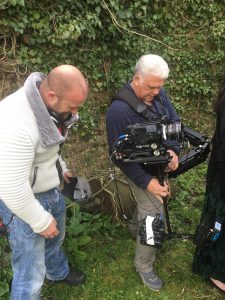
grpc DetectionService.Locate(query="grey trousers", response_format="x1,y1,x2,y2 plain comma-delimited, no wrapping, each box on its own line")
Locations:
126,177,163,273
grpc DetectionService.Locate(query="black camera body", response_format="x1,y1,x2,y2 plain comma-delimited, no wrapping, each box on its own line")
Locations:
114,119,182,165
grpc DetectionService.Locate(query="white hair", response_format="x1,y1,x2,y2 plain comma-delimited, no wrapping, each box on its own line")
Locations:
134,54,169,80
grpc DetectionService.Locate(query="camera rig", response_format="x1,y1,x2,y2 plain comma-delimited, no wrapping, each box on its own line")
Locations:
113,119,211,245
114,119,210,175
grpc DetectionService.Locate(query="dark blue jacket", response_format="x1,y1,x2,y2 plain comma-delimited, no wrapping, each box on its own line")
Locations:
106,82,181,189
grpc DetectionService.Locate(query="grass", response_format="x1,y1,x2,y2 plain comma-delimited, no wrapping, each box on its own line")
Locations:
1,120,222,299
2,163,223,299
40,224,224,300
39,163,224,300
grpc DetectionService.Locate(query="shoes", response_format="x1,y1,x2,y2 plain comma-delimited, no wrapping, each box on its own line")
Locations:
209,278,225,294
138,270,163,291
48,269,86,286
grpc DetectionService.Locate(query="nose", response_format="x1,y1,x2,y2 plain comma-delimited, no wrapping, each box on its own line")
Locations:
152,87,160,95
70,107,78,114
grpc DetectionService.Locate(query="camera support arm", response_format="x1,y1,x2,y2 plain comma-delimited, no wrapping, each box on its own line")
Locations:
157,165,196,239
157,123,211,239
114,122,211,240
157,165,172,235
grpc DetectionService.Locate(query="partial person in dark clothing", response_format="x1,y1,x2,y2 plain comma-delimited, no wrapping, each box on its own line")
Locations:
106,54,181,291
192,76,225,293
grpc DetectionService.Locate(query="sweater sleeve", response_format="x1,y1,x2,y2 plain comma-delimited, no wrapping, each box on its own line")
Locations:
58,155,69,174
0,129,53,233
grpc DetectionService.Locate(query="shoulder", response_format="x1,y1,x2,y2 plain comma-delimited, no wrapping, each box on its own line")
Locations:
106,99,139,129
158,88,174,108
109,99,132,109
106,100,135,119
1,87,30,114
159,88,169,101
0,88,38,142
107,99,135,114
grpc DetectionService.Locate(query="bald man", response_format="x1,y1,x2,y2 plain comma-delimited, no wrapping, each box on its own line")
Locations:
0,65,88,299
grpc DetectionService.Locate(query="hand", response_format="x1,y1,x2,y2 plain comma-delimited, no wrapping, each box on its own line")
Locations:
63,171,74,183
165,149,179,172
39,217,59,239
146,178,170,203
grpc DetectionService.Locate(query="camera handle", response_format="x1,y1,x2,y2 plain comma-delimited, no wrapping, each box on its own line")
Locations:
157,165,195,240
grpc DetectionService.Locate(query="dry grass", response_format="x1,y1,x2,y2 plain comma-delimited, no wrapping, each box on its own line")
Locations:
62,116,110,178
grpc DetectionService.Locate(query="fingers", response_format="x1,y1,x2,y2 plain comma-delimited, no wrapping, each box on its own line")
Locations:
42,229,59,239
147,178,171,200
159,190,169,198
166,150,179,171
43,228,59,239
47,227,59,239
45,233,58,239
39,218,59,238
155,185,170,202
167,162,178,171
160,181,171,197
155,184,170,199
155,194,163,204
63,171,74,183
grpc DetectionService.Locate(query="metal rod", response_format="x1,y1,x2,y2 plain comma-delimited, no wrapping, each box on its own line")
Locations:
163,196,172,235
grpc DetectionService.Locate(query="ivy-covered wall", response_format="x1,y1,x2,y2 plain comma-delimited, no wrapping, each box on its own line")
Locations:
0,0,224,129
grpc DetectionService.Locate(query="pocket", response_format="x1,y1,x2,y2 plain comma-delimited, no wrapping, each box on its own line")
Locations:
7,213,37,239
46,188,65,217
7,216,38,252
20,218,37,239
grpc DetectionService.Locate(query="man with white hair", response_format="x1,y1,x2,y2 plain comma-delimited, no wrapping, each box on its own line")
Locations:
106,54,180,291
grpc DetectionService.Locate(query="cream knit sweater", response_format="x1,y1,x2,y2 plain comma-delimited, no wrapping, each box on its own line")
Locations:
0,72,74,233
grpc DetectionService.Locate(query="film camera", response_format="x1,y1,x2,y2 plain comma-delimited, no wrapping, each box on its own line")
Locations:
114,118,182,165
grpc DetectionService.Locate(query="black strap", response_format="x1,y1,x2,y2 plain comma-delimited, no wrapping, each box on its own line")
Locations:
112,86,167,121
112,87,149,119
31,166,38,188
48,109,71,137
56,158,63,184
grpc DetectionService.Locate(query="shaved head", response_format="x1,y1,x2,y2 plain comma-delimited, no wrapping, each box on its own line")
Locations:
47,65,88,97
39,64,88,118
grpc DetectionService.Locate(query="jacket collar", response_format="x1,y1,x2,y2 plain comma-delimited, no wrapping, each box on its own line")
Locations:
24,72,65,147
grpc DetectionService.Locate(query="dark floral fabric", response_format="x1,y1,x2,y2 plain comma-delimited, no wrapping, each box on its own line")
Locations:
192,107,225,282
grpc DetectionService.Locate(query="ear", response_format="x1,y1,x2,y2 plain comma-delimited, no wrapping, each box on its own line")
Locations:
46,91,58,107
132,74,141,87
